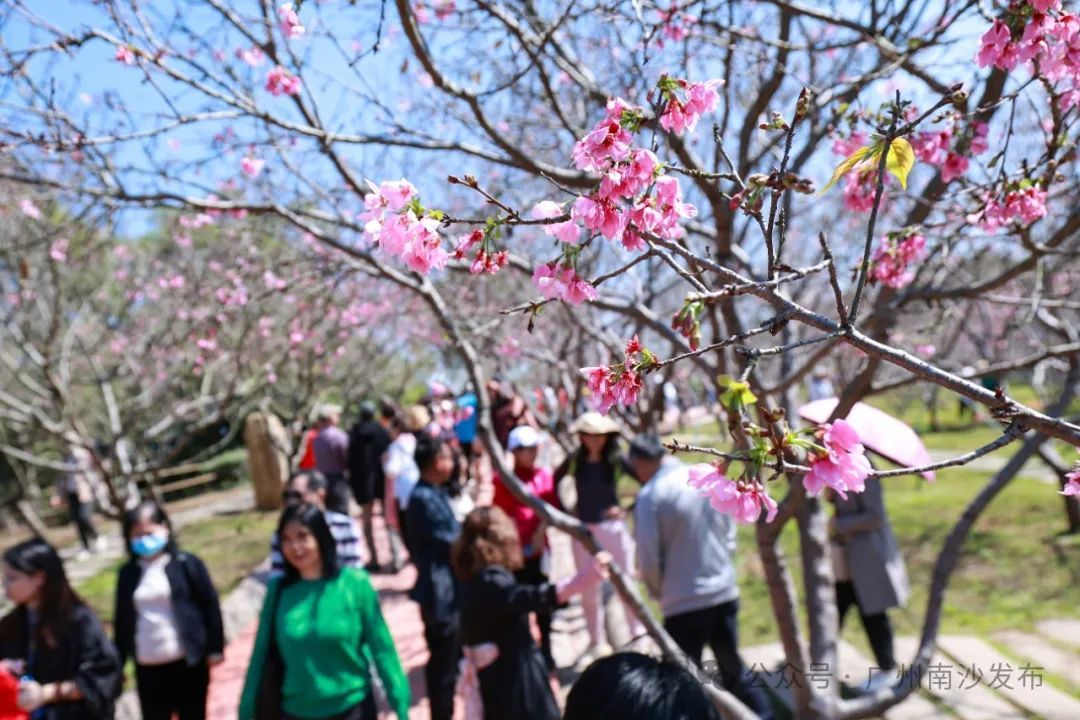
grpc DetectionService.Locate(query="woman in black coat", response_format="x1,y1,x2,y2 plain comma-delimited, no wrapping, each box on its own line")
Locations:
0,537,122,719
451,507,605,720
113,501,224,720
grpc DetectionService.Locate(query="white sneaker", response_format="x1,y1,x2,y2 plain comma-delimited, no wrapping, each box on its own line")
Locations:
94,536,108,553
75,549,91,561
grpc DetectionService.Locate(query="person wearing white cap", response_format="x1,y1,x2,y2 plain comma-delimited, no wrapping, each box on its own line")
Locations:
554,412,645,667
492,425,561,671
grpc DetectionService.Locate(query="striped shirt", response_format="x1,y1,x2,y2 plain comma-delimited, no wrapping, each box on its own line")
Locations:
269,509,364,574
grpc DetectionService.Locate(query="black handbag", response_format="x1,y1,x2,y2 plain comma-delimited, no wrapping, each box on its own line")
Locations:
255,581,285,720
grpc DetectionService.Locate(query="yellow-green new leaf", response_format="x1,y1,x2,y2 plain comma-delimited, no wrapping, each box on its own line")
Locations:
885,137,915,190
819,146,871,194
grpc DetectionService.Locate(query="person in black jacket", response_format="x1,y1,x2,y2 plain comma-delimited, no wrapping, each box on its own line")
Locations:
451,506,606,720
405,433,460,720
113,501,224,720
348,401,393,571
0,537,122,719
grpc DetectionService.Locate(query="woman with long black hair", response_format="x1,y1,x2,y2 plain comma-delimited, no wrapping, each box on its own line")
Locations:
237,503,410,720
0,538,122,719
114,501,225,720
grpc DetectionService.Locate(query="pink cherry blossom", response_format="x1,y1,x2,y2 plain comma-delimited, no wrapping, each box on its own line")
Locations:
571,98,637,172
687,464,778,523
49,238,69,262
940,152,969,182
19,198,41,220
115,45,136,65
241,156,265,179
572,194,626,241
237,46,266,67
433,0,456,19
977,21,1018,70
533,263,596,305
263,270,288,290
531,201,581,244
659,78,721,134
842,171,882,213
265,66,302,96
872,232,927,289
1061,468,1080,497
823,419,863,457
832,131,868,158
278,3,306,39
803,419,873,499
971,187,1048,232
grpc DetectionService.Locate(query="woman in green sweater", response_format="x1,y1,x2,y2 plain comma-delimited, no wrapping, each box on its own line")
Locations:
238,503,410,720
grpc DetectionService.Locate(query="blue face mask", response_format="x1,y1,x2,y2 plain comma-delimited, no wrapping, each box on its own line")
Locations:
130,530,169,558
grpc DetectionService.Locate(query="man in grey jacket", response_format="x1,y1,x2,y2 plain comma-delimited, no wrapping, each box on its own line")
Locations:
630,434,773,720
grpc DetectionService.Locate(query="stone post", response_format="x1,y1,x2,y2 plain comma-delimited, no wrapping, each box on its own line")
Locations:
244,411,290,511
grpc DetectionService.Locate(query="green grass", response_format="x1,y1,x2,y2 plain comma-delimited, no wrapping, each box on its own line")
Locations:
729,466,1079,697
76,509,278,627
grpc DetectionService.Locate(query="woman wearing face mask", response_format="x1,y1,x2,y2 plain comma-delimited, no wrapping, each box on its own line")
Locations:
238,503,411,720
113,501,224,720
0,537,122,719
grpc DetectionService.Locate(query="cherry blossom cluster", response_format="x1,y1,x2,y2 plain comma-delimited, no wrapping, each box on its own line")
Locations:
114,45,136,65
361,179,449,274
968,184,1048,232
977,1,1080,108
278,3,306,40
241,156,265,179
802,419,872,499
453,229,509,275
687,463,778,524
532,262,597,305
1060,465,1080,497
413,1,456,23
910,113,989,182
656,76,721,134
579,336,653,414
871,230,927,289
655,6,698,44
265,66,301,97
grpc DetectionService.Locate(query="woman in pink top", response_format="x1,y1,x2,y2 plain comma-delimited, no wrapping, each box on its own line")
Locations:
492,426,560,670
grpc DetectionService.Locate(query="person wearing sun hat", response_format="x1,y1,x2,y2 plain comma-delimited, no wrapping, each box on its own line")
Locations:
554,412,644,667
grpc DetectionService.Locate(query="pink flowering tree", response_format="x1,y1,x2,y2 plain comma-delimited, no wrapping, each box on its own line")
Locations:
0,187,432,519
2,1,1079,717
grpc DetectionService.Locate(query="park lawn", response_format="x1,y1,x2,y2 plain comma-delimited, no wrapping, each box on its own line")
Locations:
731,465,1079,697
76,509,278,627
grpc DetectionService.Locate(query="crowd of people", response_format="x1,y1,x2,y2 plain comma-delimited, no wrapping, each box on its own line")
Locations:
0,376,912,719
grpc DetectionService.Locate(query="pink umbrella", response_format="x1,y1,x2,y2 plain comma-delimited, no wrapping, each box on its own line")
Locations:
797,398,936,481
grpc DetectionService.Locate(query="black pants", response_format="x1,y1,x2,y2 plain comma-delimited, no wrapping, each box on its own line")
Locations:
283,693,376,720
420,607,460,720
836,581,896,670
66,492,98,551
324,472,351,515
515,555,554,671
136,659,209,720
664,599,774,720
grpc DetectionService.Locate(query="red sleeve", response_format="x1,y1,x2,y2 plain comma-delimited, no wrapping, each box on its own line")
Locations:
536,468,560,510
492,474,515,514
299,430,317,470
